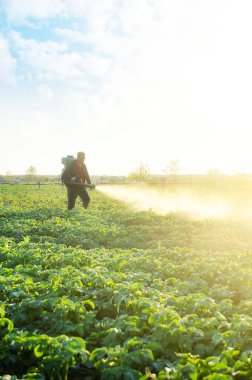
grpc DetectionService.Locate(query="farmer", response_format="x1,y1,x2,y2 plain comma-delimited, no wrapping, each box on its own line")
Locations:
61,151,93,210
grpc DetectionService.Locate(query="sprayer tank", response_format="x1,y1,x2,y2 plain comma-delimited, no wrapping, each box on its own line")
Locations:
61,155,75,166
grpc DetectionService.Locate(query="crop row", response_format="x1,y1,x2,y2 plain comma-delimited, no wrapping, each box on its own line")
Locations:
0,185,252,379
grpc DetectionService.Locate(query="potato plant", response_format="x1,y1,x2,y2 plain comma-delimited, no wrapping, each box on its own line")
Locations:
0,184,252,379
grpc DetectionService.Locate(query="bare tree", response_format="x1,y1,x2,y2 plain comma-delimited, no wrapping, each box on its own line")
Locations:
163,159,180,181
128,163,150,182
26,166,37,181
5,171,13,181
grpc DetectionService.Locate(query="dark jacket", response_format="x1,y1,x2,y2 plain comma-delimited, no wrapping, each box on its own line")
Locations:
61,160,91,185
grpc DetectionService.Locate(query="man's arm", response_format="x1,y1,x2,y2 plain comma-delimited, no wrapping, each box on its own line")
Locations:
83,164,91,184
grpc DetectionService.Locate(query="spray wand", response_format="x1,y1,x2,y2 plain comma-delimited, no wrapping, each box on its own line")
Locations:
64,181,96,189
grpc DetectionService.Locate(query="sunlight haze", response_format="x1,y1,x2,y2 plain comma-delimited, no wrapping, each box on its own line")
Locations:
0,0,252,176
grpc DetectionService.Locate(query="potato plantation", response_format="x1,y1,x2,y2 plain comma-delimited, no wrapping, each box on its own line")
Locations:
1,184,252,379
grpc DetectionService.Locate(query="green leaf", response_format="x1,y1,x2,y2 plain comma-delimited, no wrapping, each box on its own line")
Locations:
0,318,14,333
83,299,95,310
212,332,223,345
34,345,44,358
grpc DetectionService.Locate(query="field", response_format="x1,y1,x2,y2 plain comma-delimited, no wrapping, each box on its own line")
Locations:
1,184,252,379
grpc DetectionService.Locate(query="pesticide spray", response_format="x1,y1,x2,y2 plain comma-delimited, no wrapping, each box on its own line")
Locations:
97,184,230,219
96,182,252,220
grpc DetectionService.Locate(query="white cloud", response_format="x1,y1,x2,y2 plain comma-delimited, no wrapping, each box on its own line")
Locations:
54,28,87,44
119,0,156,36
10,31,68,53
38,84,54,101
64,0,119,27
0,34,17,85
10,33,74,81
10,31,110,83
3,0,119,28
3,0,64,23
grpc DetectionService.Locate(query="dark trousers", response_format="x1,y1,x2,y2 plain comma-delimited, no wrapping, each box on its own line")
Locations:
67,185,90,210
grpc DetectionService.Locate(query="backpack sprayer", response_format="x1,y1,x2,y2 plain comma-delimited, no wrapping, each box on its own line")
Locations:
61,155,75,167
61,155,96,189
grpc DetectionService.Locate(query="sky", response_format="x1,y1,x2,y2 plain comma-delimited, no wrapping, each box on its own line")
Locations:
1,0,252,176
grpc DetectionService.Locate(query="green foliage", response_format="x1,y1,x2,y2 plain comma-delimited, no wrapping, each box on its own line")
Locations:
1,184,252,378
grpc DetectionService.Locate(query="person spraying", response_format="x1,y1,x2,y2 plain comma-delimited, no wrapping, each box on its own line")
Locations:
61,151,95,210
